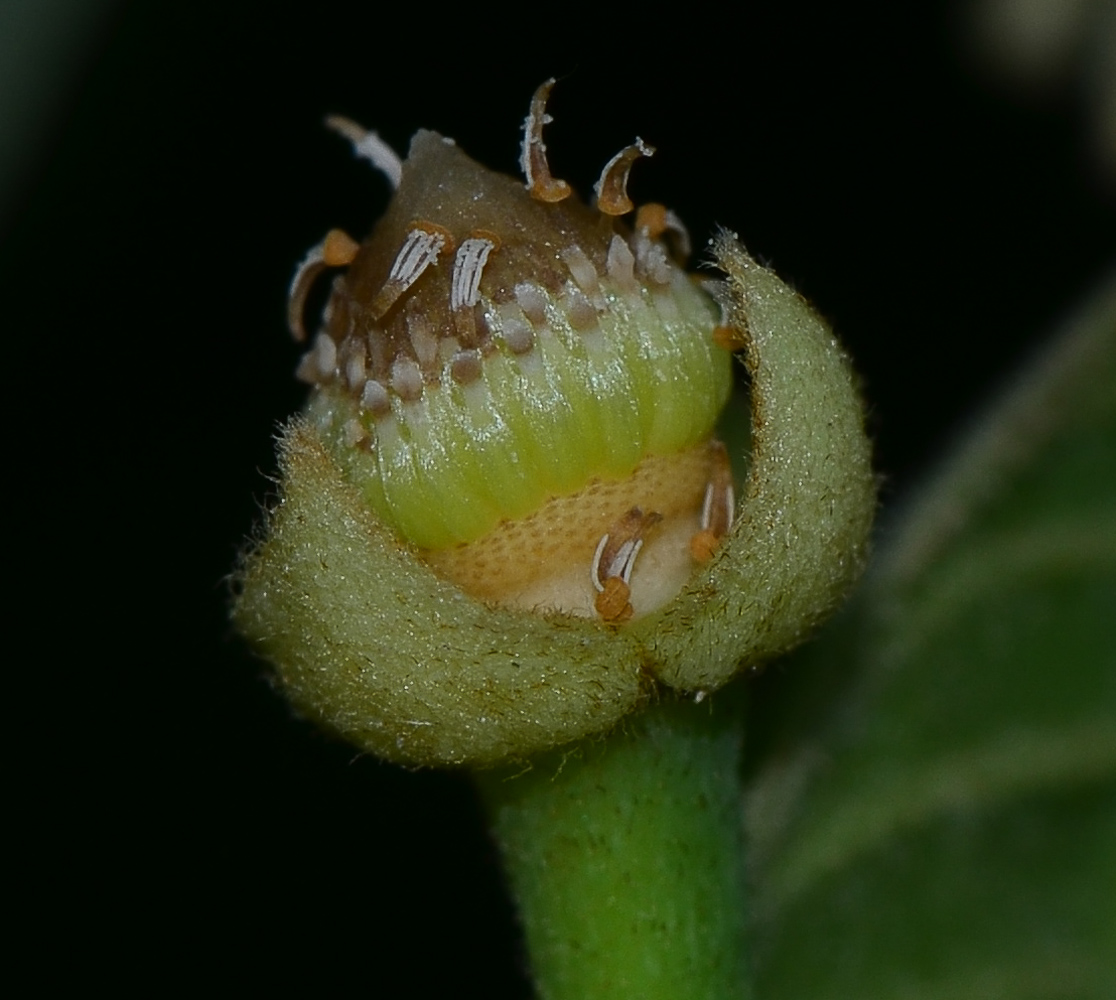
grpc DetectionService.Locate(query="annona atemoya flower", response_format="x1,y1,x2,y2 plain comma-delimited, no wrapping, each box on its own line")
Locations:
233,82,875,767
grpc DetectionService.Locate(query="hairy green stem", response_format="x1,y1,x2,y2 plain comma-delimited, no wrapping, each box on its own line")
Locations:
476,689,751,1000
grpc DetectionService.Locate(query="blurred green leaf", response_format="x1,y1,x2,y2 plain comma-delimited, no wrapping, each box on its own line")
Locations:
746,274,1116,998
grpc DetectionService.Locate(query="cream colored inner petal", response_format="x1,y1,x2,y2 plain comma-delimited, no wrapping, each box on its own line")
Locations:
423,445,713,617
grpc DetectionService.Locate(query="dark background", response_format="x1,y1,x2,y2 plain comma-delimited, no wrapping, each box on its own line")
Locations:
7,0,1112,991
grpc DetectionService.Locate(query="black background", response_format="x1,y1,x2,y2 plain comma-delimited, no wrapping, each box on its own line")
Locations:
7,0,1112,992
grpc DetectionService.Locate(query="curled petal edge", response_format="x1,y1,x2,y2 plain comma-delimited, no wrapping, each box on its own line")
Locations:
634,234,876,689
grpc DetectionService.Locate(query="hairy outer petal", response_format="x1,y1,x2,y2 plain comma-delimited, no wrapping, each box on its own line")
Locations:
234,426,650,767
636,235,876,690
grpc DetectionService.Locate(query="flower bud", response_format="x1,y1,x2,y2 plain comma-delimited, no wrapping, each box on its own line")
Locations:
233,84,875,767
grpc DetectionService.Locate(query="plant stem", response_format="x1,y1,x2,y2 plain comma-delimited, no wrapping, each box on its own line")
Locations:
475,687,751,1000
